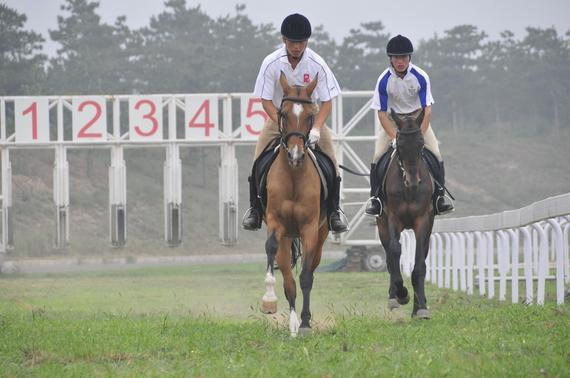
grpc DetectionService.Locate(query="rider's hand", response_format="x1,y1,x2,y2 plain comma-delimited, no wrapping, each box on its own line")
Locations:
390,139,396,149
308,128,320,148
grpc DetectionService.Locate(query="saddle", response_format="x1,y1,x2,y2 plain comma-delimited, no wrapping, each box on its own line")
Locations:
373,147,441,198
252,141,336,213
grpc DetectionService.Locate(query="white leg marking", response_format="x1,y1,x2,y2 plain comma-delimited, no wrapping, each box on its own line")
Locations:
262,271,277,303
289,309,300,337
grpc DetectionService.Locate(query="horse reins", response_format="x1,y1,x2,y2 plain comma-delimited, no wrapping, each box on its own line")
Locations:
278,96,314,151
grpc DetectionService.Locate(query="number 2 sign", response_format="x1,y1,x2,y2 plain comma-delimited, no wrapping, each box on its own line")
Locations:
185,95,218,141
72,97,107,142
240,95,268,140
14,98,50,143
129,96,163,141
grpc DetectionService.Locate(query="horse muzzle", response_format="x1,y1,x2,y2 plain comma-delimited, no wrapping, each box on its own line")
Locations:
287,145,305,168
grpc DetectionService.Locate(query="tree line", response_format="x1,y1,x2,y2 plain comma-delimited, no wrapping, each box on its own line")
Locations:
1,0,569,133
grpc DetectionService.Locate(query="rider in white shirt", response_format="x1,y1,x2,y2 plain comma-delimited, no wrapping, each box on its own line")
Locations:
242,13,348,233
365,34,454,216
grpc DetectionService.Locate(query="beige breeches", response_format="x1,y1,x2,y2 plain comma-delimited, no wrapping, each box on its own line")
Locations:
253,118,337,167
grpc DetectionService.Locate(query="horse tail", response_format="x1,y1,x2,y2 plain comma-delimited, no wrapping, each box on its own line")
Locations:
291,237,302,269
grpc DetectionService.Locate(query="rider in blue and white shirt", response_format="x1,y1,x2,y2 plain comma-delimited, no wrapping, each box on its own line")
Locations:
365,34,454,216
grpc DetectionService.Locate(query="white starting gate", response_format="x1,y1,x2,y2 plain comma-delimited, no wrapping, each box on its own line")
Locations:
0,91,378,254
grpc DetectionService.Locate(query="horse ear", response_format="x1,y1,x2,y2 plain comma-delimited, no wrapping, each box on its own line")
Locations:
416,108,425,126
279,71,291,94
390,108,402,128
306,73,318,97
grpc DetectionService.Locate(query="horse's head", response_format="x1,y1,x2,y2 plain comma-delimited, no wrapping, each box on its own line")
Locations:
391,108,425,189
278,71,318,168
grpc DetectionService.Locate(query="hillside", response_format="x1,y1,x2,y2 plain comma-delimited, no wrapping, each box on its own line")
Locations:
6,127,570,260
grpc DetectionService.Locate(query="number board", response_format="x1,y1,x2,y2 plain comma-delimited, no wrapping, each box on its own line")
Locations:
184,95,218,140
129,96,163,141
72,97,107,142
14,98,50,142
240,95,268,140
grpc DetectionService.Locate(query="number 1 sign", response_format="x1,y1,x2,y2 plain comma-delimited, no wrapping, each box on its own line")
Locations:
14,98,50,143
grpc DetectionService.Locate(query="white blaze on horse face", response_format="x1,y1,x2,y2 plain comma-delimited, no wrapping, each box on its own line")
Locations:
290,144,300,161
289,309,300,337
292,103,303,125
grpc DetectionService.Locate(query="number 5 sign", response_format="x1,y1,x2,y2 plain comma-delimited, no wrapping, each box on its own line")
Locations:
240,95,268,140
14,98,50,143
185,95,218,141
72,97,107,142
129,96,163,141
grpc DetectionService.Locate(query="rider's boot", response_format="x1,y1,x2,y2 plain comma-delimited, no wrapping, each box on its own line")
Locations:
365,162,383,217
242,175,262,230
434,161,454,215
329,176,349,233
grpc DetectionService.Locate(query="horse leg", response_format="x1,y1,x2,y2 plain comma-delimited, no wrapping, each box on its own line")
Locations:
261,230,280,314
378,216,408,309
411,215,434,319
274,234,299,337
298,223,327,335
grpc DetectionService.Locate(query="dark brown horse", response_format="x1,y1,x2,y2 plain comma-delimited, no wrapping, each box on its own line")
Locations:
260,72,329,336
377,109,435,318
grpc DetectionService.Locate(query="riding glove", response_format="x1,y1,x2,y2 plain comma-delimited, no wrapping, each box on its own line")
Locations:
308,128,320,148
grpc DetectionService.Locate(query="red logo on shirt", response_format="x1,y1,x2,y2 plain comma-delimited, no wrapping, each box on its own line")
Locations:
303,74,310,83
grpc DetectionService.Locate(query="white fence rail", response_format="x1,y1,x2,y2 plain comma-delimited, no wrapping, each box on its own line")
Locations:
400,193,570,305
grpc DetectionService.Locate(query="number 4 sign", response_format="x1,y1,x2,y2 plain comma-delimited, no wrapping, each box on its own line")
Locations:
184,95,218,141
72,97,107,142
14,98,50,143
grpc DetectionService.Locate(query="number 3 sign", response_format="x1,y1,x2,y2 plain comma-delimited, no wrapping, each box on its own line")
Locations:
129,96,163,140
240,95,268,140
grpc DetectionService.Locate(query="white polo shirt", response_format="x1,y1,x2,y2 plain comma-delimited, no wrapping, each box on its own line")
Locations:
253,46,341,108
371,63,434,114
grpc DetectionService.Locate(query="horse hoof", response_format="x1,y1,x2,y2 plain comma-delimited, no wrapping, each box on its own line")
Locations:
261,300,277,314
298,327,313,336
413,309,431,319
397,294,410,305
388,298,401,310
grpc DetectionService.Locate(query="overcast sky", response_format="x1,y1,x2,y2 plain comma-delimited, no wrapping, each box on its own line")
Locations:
5,0,570,56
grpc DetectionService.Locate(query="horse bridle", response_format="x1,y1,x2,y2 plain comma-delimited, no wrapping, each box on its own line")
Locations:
395,127,424,182
278,96,315,150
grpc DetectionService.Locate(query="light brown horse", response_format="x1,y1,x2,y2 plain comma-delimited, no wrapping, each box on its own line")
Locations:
376,109,434,319
260,72,329,336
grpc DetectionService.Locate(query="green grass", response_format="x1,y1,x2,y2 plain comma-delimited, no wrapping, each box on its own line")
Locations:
0,263,568,377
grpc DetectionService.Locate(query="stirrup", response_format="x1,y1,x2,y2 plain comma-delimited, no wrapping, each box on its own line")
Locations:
241,207,262,230
435,194,455,215
364,197,383,217
329,209,349,234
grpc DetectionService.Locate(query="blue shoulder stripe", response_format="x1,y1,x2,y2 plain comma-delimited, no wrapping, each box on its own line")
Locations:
410,67,427,107
378,71,391,111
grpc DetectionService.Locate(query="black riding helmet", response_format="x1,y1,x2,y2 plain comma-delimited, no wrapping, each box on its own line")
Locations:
281,13,312,41
386,35,414,56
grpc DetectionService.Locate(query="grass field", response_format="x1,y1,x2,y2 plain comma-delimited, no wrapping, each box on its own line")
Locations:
0,262,568,376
